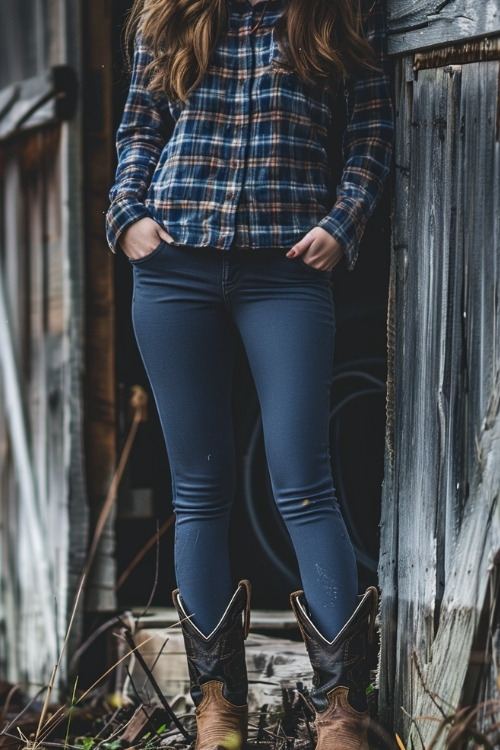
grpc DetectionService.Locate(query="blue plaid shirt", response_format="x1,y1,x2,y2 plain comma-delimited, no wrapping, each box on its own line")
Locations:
107,0,393,268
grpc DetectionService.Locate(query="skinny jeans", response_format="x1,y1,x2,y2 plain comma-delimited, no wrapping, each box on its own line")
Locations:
130,241,358,640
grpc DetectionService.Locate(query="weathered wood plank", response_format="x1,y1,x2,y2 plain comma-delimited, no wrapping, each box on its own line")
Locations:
130,608,298,630
379,57,500,747
123,629,312,712
0,248,59,681
408,392,500,748
387,1,441,33
377,54,416,731
395,65,449,731
0,0,88,690
387,0,500,56
414,36,500,70
59,0,90,661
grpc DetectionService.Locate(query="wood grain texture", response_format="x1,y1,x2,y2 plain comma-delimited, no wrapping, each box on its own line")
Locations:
379,57,500,747
387,0,500,55
0,126,82,687
0,0,88,690
125,629,312,712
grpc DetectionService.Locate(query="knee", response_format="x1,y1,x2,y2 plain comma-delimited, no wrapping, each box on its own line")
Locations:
274,488,340,526
172,469,235,521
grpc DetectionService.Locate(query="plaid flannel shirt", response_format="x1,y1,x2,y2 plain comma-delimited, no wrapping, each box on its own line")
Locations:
106,0,393,269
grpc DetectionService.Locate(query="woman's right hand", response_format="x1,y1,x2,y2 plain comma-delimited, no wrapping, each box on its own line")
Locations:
119,217,174,260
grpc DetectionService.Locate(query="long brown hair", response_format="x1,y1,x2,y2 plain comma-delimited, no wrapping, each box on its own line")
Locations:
126,0,377,102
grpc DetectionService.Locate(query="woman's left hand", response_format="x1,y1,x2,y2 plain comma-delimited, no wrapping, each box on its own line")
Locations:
286,227,343,271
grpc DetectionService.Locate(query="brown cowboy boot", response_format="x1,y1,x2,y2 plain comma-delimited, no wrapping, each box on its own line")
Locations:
172,580,251,750
290,587,378,750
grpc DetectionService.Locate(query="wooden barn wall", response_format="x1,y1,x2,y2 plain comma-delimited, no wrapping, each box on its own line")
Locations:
380,2,500,746
0,0,87,689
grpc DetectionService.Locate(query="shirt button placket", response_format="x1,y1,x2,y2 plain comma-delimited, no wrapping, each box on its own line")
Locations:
225,13,252,224
241,8,258,243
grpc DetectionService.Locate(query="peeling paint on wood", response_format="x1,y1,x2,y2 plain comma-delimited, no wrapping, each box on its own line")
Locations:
414,36,500,70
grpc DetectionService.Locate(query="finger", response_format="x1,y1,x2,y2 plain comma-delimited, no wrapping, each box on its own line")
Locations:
286,232,314,257
158,226,173,243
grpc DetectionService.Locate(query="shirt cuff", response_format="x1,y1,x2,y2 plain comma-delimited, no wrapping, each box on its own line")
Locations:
105,197,154,253
317,197,368,271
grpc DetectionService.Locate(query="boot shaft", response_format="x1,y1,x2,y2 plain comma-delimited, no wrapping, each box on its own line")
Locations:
173,580,251,707
290,586,378,714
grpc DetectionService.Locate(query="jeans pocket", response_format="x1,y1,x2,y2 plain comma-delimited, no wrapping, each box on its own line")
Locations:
296,257,332,277
129,239,168,265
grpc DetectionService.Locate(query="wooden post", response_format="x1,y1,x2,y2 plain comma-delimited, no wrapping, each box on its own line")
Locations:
82,0,118,610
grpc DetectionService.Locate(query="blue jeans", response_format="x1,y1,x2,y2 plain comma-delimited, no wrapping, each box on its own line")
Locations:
130,241,358,639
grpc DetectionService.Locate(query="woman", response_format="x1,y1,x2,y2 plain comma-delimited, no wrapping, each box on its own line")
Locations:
106,0,392,746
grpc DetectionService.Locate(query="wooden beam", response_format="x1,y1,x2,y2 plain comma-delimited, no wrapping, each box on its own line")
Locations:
0,66,78,140
82,0,118,611
414,36,500,69
387,0,500,56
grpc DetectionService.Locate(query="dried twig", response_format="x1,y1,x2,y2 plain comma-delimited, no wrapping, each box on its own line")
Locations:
411,651,450,719
23,388,150,748
120,625,193,742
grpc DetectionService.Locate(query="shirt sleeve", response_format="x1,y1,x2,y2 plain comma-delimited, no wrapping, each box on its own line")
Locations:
106,38,172,252
317,0,394,270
